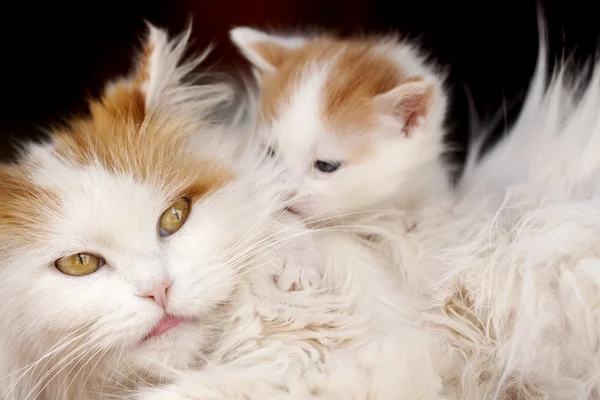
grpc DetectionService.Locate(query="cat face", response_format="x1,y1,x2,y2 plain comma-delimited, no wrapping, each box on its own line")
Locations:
0,26,286,394
260,94,441,221
231,28,448,221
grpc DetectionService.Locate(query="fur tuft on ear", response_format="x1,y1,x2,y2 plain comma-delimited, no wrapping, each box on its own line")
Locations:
98,22,232,123
373,77,436,136
229,27,307,73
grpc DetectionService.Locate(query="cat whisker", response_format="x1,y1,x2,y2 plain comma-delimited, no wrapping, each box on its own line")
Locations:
23,338,98,400
61,339,112,400
0,327,92,400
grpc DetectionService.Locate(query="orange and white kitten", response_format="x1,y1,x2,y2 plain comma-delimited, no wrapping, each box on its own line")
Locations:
230,28,452,289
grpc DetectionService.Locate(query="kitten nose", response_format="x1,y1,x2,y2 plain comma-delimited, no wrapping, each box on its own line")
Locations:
283,190,297,202
141,281,171,310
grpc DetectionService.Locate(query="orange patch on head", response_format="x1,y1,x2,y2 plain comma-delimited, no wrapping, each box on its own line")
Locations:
0,166,60,256
53,84,233,204
258,37,407,135
258,37,339,121
52,35,233,204
323,41,404,135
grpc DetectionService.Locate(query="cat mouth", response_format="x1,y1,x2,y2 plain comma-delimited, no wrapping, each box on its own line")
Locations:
145,315,183,340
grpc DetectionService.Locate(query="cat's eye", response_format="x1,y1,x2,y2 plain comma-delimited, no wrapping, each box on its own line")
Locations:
314,160,342,173
267,146,276,158
55,253,104,276
159,198,191,237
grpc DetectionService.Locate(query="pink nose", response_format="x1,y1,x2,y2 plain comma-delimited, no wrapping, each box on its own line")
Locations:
141,281,171,310
283,190,297,202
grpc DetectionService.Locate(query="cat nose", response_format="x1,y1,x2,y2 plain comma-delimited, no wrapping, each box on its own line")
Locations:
140,281,172,310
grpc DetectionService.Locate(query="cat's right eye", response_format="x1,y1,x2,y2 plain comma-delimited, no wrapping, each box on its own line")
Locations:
159,198,191,237
314,160,342,173
55,253,104,276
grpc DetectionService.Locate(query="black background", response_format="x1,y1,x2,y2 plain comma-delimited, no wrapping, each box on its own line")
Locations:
0,0,598,164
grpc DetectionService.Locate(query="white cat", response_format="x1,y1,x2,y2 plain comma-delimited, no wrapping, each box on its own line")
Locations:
0,24,446,400
229,28,454,290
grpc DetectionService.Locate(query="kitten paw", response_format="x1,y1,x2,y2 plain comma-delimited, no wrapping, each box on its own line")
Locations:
276,256,322,291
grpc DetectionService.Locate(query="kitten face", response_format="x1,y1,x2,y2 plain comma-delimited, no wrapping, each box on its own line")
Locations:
0,26,285,394
232,29,448,221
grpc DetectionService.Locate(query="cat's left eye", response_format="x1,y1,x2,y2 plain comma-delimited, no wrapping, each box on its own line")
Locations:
159,198,191,237
314,160,342,173
55,253,104,276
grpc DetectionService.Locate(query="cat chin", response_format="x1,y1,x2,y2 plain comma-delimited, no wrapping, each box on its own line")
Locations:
129,320,210,371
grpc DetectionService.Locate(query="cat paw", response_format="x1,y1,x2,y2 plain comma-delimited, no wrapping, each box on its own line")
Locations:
276,256,322,291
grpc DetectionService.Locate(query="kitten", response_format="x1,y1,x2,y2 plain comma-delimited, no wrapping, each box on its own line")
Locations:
0,24,445,400
229,28,453,290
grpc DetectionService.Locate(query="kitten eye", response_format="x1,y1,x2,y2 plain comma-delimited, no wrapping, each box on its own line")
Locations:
267,146,276,158
55,253,104,276
159,198,191,237
314,160,342,173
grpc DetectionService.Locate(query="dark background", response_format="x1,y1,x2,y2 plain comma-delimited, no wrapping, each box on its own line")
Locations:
0,0,598,164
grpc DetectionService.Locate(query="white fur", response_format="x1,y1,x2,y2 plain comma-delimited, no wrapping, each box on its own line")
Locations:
404,27,600,398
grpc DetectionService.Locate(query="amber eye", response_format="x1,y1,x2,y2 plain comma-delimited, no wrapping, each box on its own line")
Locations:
55,253,104,276
159,198,191,237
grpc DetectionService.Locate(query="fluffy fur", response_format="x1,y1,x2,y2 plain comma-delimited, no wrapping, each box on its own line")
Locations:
406,26,600,398
0,25,444,400
4,18,600,400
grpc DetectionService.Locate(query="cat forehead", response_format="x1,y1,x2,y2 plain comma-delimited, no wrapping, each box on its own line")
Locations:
0,105,233,256
261,37,405,135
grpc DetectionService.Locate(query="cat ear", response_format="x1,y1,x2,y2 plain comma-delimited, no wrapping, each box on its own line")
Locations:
230,27,307,73
100,23,197,117
373,77,436,137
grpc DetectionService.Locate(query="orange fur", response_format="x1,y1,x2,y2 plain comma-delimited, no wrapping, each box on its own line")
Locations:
53,84,232,204
53,38,233,204
258,37,418,136
323,40,403,135
0,167,59,254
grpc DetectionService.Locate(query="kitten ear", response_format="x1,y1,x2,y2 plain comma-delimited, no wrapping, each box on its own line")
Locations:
230,27,307,73
373,77,436,136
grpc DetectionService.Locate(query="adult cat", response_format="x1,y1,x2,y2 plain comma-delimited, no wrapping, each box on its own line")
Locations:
0,24,444,400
